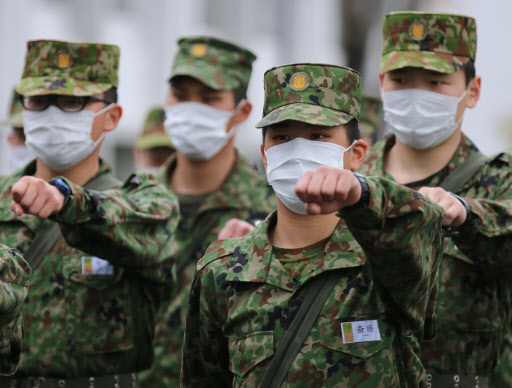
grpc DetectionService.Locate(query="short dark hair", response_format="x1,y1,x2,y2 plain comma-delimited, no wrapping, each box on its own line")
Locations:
233,85,247,106
261,118,361,145
462,60,475,87
102,86,118,103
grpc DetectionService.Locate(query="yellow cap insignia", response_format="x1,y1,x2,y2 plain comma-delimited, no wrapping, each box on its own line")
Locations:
409,21,427,41
55,51,73,69
191,44,208,58
290,72,310,92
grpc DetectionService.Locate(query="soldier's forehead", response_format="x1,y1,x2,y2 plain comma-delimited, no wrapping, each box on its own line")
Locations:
170,76,221,93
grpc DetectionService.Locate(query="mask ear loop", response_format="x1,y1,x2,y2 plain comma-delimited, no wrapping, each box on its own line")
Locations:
93,103,115,117
226,99,247,139
91,103,116,146
453,88,469,128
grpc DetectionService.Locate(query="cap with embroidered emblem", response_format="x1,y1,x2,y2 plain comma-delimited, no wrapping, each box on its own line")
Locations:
255,63,361,128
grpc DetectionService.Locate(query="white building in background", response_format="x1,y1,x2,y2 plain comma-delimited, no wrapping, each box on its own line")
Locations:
0,0,510,179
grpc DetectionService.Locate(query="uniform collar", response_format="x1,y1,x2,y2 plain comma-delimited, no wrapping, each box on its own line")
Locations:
365,133,480,187
225,210,366,292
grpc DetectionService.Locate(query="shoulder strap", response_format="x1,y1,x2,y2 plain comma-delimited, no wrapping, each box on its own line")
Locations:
24,173,122,271
260,270,340,388
440,151,488,193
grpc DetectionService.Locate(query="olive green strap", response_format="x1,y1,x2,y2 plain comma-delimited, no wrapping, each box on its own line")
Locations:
24,174,122,271
440,152,489,193
260,270,339,388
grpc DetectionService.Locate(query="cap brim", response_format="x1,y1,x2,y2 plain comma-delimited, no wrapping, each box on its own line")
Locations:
16,76,113,96
170,64,237,91
380,51,469,74
255,103,353,128
136,134,174,150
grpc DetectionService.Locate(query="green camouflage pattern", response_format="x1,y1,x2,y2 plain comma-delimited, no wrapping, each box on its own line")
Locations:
360,94,382,143
7,90,23,128
135,107,173,150
0,245,30,376
0,160,179,378
255,63,361,128
137,152,275,388
490,335,512,386
380,12,477,74
171,36,256,91
181,176,444,387
360,134,512,375
16,39,120,97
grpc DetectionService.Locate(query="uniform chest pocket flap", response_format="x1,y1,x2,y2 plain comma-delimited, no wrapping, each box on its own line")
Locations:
64,255,124,291
228,331,275,378
317,314,395,359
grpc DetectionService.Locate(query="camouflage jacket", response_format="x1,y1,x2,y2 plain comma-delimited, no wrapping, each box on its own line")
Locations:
359,134,512,375
490,334,512,386
0,245,30,376
181,176,444,387
0,160,178,378
137,152,275,388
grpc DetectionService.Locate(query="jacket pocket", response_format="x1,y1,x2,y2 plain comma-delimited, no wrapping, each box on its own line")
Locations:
228,331,275,378
63,254,134,354
319,314,395,359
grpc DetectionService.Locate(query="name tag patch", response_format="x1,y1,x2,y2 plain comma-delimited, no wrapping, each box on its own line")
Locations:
82,256,114,275
341,320,381,344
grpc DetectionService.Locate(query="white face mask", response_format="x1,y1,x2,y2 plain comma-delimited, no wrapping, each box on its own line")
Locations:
8,145,35,173
22,104,113,171
265,138,355,215
383,88,467,150
164,101,243,161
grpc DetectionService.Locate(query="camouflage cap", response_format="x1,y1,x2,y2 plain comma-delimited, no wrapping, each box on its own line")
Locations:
135,107,174,150
255,63,361,128
170,36,256,91
380,12,477,74
359,94,382,140
7,90,23,128
16,39,120,96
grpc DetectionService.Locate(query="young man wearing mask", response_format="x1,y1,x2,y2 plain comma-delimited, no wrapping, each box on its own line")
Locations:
0,40,179,387
137,36,275,387
181,63,446,387
359,12,512,386
133,106,175,174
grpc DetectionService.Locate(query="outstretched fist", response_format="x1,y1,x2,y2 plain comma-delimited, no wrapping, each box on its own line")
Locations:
11,176,65,219
418,186,467,227
295,167,362,215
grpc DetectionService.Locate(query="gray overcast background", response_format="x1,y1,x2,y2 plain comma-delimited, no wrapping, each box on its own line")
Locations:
0,0,510,179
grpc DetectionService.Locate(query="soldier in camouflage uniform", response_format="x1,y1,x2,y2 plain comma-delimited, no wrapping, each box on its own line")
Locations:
0,40,178,387
0,245,30,376
136,36,275,387
4,90,34,173
181,63,446,387
359,94,382,146
359,12,512,387
133,107,174,174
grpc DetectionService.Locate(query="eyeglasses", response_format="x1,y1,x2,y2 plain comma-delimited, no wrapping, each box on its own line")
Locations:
20,95,113,112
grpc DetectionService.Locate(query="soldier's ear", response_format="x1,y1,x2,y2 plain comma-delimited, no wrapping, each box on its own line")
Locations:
103,105,122,132
347,139,368,171
378,73,384,99
261,144,268,172
465,75,481,109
